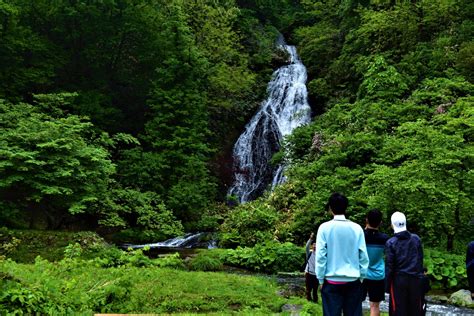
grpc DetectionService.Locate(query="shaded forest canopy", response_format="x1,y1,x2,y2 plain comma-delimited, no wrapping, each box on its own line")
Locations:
0,0,472,251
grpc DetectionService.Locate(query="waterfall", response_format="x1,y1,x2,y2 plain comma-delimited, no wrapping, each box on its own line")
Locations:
123,233,216,249
228,40,311,203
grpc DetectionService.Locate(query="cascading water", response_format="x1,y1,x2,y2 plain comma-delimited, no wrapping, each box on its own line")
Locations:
228,39,311,203
123,233,216,249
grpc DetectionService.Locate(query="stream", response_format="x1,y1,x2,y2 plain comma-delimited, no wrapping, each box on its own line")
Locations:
275,275,474,315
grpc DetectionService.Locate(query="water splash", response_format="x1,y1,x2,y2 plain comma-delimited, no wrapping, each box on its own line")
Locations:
228,40,311,203
123,233,216,249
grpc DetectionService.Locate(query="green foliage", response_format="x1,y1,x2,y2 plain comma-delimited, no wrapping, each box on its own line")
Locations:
356,55,409,101
268,0,474,250
0,257,285,314
237,0,302,31
0,1,57,100
424,249,468,290
119,3,218,222
0,99,115,228
1,229,110,263
188,250,224,272
63,243,82,259
0,0,285,233
92,187,184,242
0,228,21,261
219,199,280,247
223,241,304,274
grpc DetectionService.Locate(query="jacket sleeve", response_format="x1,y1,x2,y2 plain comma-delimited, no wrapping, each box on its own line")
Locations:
358,227,369,280
385,239,394,293
315,226,327,284
305,238,311,260
418,235,424,274
467,241,474,267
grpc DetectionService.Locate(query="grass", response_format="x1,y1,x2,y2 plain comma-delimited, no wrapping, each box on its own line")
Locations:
1,258,324,315
1,228,106,263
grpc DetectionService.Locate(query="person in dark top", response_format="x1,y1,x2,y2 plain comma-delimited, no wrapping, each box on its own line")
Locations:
304,232,319,303
362,209,389,316
467,241,474,300
385,212,424,316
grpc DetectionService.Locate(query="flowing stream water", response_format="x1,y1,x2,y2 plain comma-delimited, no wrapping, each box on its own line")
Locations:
228,38,311,202
122,232,216,250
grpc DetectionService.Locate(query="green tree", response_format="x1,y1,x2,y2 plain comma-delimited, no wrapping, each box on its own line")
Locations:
92,187,184,242
0,0,56,100
118,2,217,225
0,98,115,228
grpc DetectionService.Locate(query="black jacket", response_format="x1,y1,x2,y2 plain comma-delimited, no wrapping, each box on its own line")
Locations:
385,230,423,292
467,241,474,269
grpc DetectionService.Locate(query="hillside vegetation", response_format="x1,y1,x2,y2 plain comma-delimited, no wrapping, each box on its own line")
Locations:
0,0,472,272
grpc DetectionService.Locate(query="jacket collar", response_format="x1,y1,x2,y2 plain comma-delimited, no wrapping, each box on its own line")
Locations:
333,215,346,221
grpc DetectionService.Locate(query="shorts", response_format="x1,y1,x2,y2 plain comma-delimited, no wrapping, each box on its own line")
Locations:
361,279,385,302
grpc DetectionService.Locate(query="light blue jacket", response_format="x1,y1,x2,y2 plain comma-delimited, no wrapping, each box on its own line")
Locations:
315,215,369,284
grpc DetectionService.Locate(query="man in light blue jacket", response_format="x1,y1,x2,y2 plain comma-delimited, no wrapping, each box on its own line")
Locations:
315,192,369,316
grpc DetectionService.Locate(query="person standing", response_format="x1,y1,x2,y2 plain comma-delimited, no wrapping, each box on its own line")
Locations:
305,232,319,303
315,192,369,316
385,211,424,316
467,240,474,300
362,209,389,316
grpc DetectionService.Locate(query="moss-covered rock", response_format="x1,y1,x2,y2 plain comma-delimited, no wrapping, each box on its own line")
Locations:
448,289,474,308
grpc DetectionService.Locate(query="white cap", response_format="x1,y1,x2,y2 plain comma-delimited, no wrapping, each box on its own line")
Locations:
391,212,407,233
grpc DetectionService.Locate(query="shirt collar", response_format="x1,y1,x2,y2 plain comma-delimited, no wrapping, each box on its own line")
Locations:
333,215,346,221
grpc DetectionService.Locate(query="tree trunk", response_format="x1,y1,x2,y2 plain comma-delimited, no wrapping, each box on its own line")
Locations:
447,234,454,251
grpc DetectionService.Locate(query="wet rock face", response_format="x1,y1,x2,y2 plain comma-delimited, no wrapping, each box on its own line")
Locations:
449,290,474,308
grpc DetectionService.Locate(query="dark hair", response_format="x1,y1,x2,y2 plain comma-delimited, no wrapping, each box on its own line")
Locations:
327,192,348,215
367,209,383,227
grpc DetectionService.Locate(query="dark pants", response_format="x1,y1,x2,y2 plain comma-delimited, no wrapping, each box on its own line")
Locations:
305,273,319,302
388,274,424,316
468,265,474,295
321,280,363,316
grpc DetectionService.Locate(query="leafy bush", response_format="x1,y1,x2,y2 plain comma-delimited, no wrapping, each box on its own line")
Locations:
0,227,21,260
154,253,185,269
89,244,184,269
219,199,280,248
424,248,468,290
188,250,224,271
223,241,304,274
0,283,49,315
63,243,82,259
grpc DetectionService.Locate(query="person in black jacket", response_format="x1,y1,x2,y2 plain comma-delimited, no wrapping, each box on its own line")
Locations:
467,240,474,300
385,212,424,316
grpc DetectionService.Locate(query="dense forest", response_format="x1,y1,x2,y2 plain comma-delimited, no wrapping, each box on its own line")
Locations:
0,0,472,253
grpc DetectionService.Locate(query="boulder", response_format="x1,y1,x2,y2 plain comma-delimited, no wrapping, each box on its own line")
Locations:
276,283,306,298
281,303,302,315
448,289,474,308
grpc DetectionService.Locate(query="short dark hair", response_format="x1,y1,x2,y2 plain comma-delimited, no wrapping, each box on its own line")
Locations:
367,209,383,227
327,192,348,215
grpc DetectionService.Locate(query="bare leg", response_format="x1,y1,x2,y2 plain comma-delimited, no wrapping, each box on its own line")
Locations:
369,301,380,316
